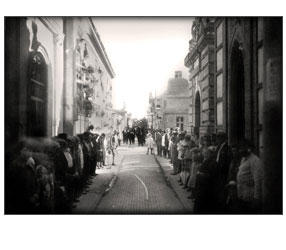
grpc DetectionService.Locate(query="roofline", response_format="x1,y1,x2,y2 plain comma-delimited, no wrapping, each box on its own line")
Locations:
88,18,115,78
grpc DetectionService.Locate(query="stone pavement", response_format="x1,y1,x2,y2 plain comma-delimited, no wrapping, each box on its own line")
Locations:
154,154,194,213
72,145,126,214
73,144,194,214
94,145,187,214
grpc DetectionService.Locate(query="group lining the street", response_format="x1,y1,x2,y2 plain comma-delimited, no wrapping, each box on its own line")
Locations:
148,128,263,214
6,123,263,214
6,126,120,214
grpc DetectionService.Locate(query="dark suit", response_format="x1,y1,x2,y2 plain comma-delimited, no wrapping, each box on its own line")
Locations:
155,132,162,156
214,142,233,213
194,155,217,214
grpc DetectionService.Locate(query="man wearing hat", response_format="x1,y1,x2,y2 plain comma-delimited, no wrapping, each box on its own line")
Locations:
87,125,95,133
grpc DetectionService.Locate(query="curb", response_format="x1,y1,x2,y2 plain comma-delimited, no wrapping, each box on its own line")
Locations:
104,174,117,193
75,155,126,214
153,155,190,213
95,154,126,203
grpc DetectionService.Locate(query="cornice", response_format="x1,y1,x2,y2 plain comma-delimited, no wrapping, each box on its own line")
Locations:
88,18,115,78
39,17,64,37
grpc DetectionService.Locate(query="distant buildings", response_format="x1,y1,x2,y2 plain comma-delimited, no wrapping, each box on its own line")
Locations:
111,108,129,135
148,71,189,131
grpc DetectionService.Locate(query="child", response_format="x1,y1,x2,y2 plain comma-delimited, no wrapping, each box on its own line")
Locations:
146,133,154,155
187,148,203,199
106,149,112,169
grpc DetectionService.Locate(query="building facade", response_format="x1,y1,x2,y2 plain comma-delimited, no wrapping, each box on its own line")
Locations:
64,17,115,135
5,17,115,157
148,71,189,131
185,17,282,213
111,108,128,135
185,18,215,136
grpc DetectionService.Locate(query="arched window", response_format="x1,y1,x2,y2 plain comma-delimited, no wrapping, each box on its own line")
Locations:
27,52,48,137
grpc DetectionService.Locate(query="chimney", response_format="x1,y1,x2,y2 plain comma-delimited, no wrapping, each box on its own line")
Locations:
175,71,182,78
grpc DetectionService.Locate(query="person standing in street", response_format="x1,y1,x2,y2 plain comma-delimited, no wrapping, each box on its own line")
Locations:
117,131,122,146
213,132,233,213
236,139,263,214
194,147,217,214
110,130,118,166
99,133,106,167
146,132,154,155
122,128,127,144
155,130,162,156
105,149,112,169
161,130,166,157
225,145,241,213
164,128,170,158
176,132,186,180
170,130,179,175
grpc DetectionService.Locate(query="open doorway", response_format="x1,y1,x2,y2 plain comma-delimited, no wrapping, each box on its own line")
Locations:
229,41,245,145
194,91,201,135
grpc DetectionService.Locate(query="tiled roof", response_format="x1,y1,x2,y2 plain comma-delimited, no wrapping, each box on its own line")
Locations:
165,77,189,95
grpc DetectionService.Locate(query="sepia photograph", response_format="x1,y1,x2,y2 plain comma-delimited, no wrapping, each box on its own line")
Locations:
4,16,283,215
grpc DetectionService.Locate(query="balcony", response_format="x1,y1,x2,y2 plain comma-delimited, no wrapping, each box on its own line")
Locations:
197,23,215,51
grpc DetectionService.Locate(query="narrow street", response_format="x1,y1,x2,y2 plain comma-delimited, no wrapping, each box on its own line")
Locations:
93,145,186,214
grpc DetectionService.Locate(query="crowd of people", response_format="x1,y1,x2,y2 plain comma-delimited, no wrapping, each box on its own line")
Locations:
122,127,146,146
6,122,263,214
147,128,263,214
6,126,119,214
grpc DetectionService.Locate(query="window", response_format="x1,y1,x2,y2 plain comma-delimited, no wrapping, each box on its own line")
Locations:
258,130,264,158
258,88,263,125
257,21,264,157
216,22,223,47
194,57,199,69
216,73,223,98
257,18,264,42
176,116,184,131
216,48,223,71
29,52,48,137
258,47,264,84
216,101,223,125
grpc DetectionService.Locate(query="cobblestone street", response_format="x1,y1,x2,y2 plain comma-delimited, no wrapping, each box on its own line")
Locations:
94,145,187,214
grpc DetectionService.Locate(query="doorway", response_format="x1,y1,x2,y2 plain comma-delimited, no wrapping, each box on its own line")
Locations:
229,41,245,145
194,91,201,135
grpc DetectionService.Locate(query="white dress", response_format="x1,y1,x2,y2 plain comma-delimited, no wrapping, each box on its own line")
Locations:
146,136,154,149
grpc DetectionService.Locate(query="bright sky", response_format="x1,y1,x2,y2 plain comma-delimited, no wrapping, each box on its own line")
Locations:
93,17,194,119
